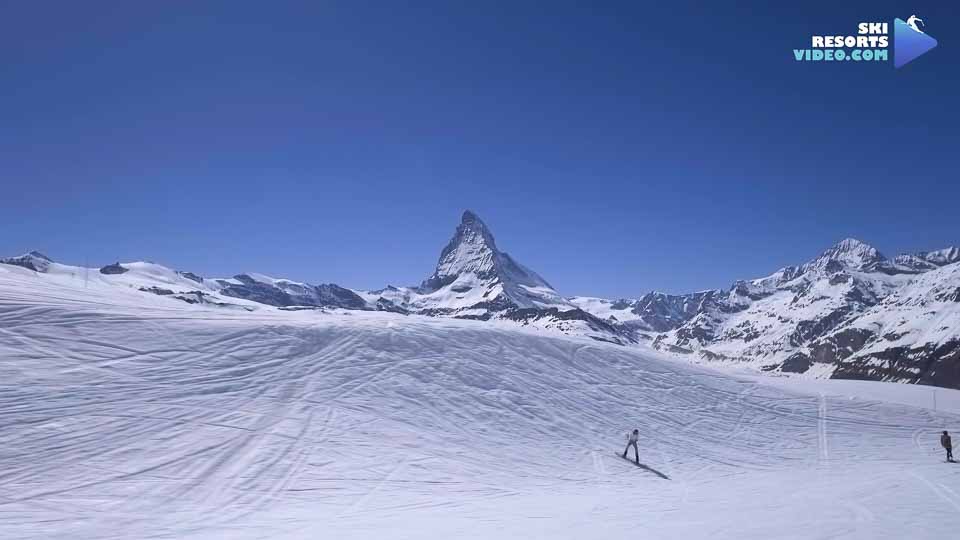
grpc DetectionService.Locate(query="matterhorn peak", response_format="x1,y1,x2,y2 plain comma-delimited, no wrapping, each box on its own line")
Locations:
418,210,568,310
455,210,499,251
421,210,500,290
460,209,482,226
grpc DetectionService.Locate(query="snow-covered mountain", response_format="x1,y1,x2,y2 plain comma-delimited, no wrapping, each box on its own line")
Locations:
3,217,958,387
0,253,367,312
364,210,570,315
574,238,960,387
569,290,721,333
358,210,632,343
419,210,568,311
0,250,54,273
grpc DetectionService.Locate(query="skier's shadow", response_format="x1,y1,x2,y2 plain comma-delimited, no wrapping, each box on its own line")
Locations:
637,463,670,480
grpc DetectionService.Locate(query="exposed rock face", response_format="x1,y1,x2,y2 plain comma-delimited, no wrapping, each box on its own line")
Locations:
789,308,853,347
140,286,175,296
502,307,633,344
622,291,722,332
177,271,204,284
215,276,367,310
833,340,960,387
375,298,409,315
315,284,367,310
99,263,129,275
217,275,295,306
0,251,53,273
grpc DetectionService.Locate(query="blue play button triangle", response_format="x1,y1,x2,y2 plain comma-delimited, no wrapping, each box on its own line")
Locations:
894,18,938,68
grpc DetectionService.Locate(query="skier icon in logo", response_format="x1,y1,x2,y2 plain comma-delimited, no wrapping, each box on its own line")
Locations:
906,15,925,33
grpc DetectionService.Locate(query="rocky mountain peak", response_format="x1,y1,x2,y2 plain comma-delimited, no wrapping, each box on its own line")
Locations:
26,250,52,262
421,210,502,290
459,209,487,231
1,251,54,272
806,238,885,271
454,209,498,251
418,210,567,310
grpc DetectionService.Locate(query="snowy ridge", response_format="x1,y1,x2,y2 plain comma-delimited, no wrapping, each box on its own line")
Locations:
0,252,377,312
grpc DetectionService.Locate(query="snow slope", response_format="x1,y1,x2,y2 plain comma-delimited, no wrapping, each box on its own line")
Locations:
3,263,960,539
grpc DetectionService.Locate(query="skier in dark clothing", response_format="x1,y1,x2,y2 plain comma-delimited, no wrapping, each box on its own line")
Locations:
622,429,640,464
942,431,954,462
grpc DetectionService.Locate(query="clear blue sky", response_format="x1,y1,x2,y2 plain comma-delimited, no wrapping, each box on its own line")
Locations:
2,1,958,298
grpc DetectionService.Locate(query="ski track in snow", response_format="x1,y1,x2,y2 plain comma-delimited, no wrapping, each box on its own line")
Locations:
819,392,830,462
2,267,960,538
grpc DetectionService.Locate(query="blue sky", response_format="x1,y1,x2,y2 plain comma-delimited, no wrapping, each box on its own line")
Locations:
2,1,958,298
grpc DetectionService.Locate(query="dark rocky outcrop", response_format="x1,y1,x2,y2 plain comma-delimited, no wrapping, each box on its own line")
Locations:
177,271,205,284
315,284,367,310
833,340,960,389
502,307,635,344
140,286,174,296
217,275,295,306
936,287,960,303
375,298,410,315
99,263,129,275
781,353,811,374
789,308,852,347
215,275,368,310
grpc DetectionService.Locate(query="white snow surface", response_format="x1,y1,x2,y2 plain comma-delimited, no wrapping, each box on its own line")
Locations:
849,262,960,352
3,264,960,539
567,296,642,322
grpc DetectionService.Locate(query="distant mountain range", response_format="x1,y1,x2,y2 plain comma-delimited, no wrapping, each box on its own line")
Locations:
572,238,960,387
3,211,959,388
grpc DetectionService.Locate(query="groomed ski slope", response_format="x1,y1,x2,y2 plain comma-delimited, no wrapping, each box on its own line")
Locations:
2,264,960,539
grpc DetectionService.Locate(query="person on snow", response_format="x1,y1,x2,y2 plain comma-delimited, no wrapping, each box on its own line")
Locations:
622,429,640,464
941,431,954,462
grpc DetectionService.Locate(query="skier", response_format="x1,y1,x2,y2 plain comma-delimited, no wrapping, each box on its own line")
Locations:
941,430,954,462
622,429,640,464
906,14,925,33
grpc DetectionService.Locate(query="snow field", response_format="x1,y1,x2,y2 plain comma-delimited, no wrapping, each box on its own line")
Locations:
1,265,960,539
